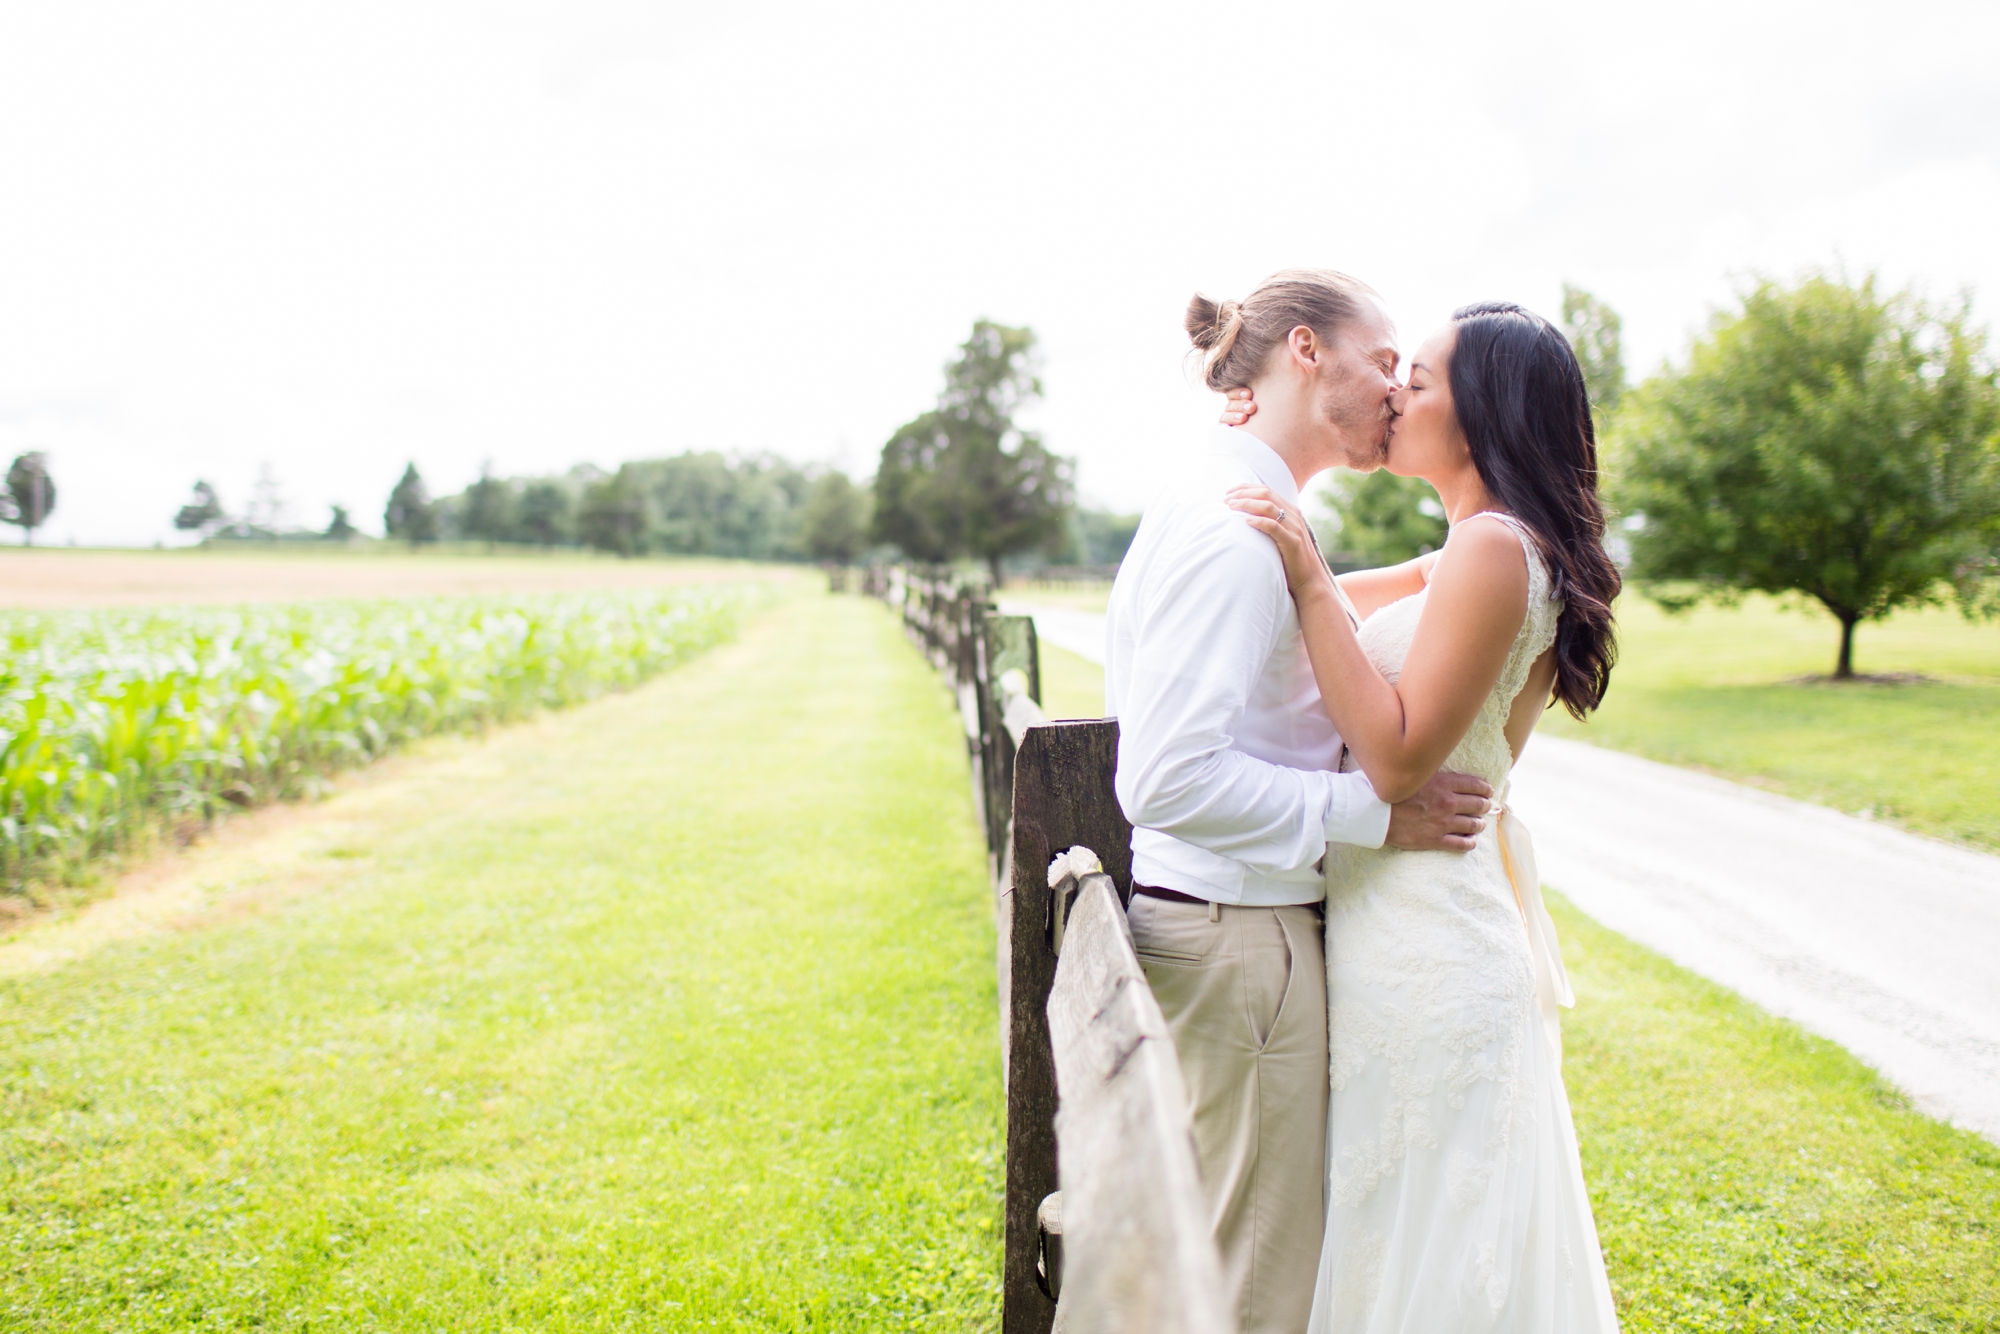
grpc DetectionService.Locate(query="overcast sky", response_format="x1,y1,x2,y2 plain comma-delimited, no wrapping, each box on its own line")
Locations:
3,0,1996,545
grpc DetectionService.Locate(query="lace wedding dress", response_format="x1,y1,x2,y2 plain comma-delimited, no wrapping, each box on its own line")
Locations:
1308,513,1620,1333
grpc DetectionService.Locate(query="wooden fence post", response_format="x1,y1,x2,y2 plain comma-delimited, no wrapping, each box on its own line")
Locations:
1044,875,1232,1334
870,566,1217,1331
1001,721,1131,1334
981,612,1039,876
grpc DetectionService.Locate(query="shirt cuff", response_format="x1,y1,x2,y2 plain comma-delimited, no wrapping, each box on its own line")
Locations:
1324,770,1392,850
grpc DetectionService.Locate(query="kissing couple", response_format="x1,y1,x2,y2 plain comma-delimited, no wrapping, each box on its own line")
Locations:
1105,269,1623,1331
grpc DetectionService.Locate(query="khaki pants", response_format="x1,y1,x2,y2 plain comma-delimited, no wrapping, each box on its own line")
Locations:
1128,896,1328,1334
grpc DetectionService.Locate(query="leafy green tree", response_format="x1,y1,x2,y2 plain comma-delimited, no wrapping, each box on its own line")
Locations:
1318,469,1447,566
174,480,228,536
515,480,574,546
803,470,870,564
624,453,808,560
873,321,1075,584
460,465,515,545
578,468,648,556
324,505,358,542
3,453,56,545
873,412,957,564
1070,508,1141,567
1562,284,1626,418
384,463,438,546
1613,272,2000,677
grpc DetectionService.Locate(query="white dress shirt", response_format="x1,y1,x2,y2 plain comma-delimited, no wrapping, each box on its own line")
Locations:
1105,425,1391,906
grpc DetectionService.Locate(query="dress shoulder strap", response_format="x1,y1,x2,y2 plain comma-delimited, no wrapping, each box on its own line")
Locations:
1458,509,1533,542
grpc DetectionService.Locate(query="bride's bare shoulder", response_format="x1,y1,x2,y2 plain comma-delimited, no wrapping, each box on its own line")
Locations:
1428,514,1531,606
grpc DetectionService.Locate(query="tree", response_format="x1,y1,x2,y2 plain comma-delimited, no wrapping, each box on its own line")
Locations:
245,462,288,535
384,463,438,545
2,453,56,545
174,480,228,536
1612,272,2000,678
1318,469,1447,566
803,470,870,564
460,464,515,546
1561,284,1626,418
872,320,1075,584
515,480,574,546
627,452,800,559
578,468,648,556
1070,508,1141,567
873,412,958,563
325,505,358,542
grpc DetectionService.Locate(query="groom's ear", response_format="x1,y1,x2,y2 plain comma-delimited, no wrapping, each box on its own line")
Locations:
1285,324,1324,371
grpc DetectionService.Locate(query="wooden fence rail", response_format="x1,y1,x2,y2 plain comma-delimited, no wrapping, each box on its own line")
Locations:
857,566,1230,1334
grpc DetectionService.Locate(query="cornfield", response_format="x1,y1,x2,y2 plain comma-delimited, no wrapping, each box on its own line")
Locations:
0,586,758,891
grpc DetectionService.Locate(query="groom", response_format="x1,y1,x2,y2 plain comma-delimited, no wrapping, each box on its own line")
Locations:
1105,269,1492,1333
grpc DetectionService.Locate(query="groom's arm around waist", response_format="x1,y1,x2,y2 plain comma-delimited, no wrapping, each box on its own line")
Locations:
1111,518,1389,877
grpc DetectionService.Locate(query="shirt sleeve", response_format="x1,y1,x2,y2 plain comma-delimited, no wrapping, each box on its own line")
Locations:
1114,510,1369,876
1326,770,1391,849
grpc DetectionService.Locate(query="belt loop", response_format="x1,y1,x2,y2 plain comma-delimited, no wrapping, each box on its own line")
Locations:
1209,899,1220,923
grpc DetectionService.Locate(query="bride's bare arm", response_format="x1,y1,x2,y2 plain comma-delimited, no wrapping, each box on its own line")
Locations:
1335,552,1440,619
1226,487,1528,803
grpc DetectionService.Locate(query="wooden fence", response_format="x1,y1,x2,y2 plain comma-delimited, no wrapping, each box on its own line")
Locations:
859,566,1230,1334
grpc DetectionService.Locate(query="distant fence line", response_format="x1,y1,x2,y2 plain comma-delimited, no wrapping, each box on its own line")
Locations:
1013,564,1120,588
859,566,1229,1334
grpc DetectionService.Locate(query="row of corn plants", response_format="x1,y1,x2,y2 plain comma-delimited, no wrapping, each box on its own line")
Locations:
0,585,761,893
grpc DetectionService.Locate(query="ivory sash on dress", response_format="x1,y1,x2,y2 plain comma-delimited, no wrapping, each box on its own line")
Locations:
1494,779,1574,1064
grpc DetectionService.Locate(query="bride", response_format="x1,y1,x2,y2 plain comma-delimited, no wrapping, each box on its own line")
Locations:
1225,302,1624,1331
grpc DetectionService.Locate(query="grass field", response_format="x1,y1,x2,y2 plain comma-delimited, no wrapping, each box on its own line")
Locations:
3,589,753,897
5,590,1995,1330
1542,596,2000,849
1556,894,2000,1331
1,595,1002,1330
1037,642,1107,721
1042,637,2000,1330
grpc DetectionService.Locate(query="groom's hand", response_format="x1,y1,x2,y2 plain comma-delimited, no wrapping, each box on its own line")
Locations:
1384,771,1493,853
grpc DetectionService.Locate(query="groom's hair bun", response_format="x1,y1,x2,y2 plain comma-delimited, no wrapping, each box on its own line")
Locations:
1186,269,1383,392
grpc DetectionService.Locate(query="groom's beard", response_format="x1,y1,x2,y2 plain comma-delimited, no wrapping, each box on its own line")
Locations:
1321,386,1397,468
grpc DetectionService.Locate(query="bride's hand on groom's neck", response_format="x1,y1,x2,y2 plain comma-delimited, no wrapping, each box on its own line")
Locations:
1220,386,1257,426
1225,484,1332,599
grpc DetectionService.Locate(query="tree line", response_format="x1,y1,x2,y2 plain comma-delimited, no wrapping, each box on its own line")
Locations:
160,320,1127,572
124,266,2000,681
1321,273,2000,679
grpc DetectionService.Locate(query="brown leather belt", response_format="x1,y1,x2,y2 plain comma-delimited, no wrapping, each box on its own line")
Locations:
1132,883,1211,906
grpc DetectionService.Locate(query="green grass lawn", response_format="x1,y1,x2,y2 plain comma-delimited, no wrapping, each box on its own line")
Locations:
1556,893,2000,1331
0,594,1002,1331
1044,643,1999,1329
7,590,1995,1331
1543,596,2000,849
1037,643,1107,722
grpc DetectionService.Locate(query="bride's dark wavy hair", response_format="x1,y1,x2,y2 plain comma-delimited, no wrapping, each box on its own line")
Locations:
1447,301,1619,718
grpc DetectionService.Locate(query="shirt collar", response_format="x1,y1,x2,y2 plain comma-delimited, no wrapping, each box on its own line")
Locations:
1208,424,1303,507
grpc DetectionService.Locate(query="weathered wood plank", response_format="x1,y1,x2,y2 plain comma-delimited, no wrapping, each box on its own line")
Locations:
1003,721,1131,1334
983,614,1039,866
1045,876,1231,1334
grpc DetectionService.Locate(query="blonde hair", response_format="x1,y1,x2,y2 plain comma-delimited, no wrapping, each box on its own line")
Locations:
1185,268,1384,391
